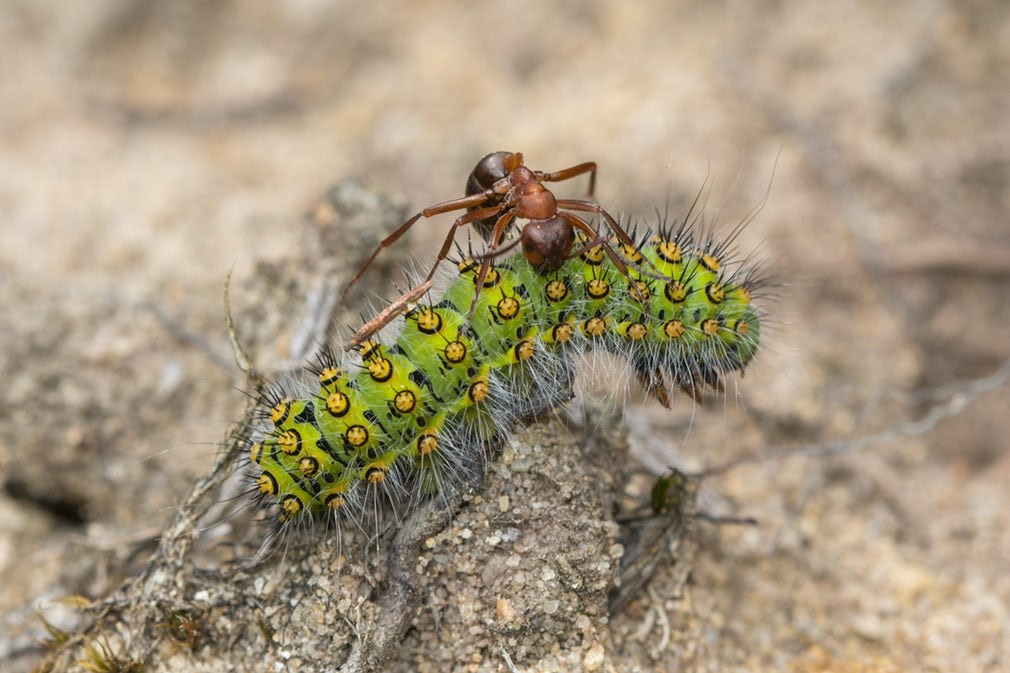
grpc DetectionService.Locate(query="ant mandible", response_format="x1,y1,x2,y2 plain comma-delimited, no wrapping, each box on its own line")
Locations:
343,151,641,350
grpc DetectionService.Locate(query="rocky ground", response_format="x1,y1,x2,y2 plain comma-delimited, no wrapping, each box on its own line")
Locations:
1,2,1008,672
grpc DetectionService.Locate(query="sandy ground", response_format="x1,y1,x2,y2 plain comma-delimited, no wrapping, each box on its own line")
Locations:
1,1,1008,672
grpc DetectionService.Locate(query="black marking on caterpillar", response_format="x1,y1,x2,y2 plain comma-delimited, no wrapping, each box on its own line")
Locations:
243,209,766,529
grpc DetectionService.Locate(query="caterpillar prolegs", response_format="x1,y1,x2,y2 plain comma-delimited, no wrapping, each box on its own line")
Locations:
246,212,762,525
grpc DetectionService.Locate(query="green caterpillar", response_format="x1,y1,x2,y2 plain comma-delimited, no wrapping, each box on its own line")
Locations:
245,219,762,524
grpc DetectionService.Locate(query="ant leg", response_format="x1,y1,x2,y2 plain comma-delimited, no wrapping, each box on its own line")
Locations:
467,211,517,323
539,161,598,197
555,199,634,248
565,215,666,283
338,191,495,305
564,214,652,313
472,236,521,263
559,200,670,282
566,233,612,261
344,204,505,350
564,214,631,277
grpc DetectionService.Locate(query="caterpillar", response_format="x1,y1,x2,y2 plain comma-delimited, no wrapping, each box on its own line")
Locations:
243,171,764,526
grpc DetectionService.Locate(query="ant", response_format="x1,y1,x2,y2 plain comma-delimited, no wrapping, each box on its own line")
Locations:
343,151,643,350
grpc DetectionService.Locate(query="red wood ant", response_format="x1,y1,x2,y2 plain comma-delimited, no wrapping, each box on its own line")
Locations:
343,151,642,350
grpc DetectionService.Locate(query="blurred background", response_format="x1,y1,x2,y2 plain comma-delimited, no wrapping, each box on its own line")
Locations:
1,1,1008,671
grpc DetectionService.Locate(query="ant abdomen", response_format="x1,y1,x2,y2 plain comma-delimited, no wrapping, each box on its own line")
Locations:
465,151,511,240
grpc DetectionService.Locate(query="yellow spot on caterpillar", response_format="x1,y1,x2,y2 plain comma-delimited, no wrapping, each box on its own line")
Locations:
706,283,725,304
417,433,438,455
270,398,291,426
665,281,688,303
584,316,607,337
282,494,303,517
619,242,643,264
369,357,393,382
326,391,350,417
299,456,319,476
416,308,442,334
278,428,301,455
664,320,685,339
469,380,489,404
546,279,569,302
319,367,342,389
626,322,647,340
257,472,277,495
581,245,604,265
587,278,609,299
358,340,380,359
325,492,345,510
346,425,369,447
458,258,478,274
736,285,752,303
701,318,720,336
552,323,573,343
700,253,720,272
735,320,750,335
497,296,520,320
394,389,417,414
482,268,500,288
514,339,534,361
249,442,262,464
445,340,467,363
655,238,681,263
366,467,387,484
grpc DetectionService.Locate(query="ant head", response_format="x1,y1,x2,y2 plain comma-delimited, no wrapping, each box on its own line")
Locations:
521,215,575,272
503,152,523,172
